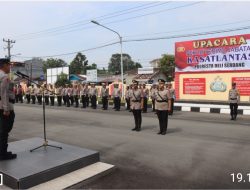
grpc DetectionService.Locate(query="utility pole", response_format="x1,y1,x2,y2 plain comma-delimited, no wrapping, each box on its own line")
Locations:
3,38,15,79
3,38,15,60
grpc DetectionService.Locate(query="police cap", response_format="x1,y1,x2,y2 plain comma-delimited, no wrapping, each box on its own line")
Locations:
132,80,138,85
0,58,10,65
158,79,165,83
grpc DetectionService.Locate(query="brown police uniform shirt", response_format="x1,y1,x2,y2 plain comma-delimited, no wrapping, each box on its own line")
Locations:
0,70,15,111
155,89,171,110
129,88,143,110
228,89,240,103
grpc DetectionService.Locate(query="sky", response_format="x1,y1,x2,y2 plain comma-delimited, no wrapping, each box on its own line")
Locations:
1,0,250,69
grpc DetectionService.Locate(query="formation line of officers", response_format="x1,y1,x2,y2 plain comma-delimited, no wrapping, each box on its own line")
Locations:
18,79,176,135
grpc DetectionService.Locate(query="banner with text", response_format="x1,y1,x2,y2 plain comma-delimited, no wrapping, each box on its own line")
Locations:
183,78,206,95
175,34,250,72
232,77,250,96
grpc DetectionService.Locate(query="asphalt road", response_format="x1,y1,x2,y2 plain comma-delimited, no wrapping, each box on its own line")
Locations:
9,103,250,189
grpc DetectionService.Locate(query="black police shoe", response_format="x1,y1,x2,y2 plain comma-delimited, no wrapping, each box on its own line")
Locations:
0,153,17,161
157,131,162,135
132,127,137,131
161,131,167,135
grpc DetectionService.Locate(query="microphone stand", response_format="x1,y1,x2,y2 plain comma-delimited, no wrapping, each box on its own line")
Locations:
14,72,62,152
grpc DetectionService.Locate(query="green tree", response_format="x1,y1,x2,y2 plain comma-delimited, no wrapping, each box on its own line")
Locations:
69,52,88,74
55,73,71,87
108,53,142,74
42,58,67,74
86,63,97,70
159,54,175,82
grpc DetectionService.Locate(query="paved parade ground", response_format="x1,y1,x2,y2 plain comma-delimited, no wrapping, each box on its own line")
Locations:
9,104,250,189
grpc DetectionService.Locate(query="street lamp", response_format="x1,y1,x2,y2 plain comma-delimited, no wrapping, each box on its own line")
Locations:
91,20,124,98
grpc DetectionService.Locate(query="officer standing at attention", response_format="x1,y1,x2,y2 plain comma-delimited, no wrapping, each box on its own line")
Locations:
25,84,31,104
168,83,175,115
73,84,80,108
112,83,121,111
150,84,157,112
56,85,63,106
0,58,17,160
89,83,97,109
142,83,149,113
125,86,130,111
229,82,240,120
155,79,171,135
101,83,109,110
130,80,144,131
30,85,36,104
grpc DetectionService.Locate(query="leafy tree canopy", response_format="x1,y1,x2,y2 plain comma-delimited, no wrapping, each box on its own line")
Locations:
42,58,67,74
159,54,175,82
108,53,142,74
69,52,88,74
54,73,71,87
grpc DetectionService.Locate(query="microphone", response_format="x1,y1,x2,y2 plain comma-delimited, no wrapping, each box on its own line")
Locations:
16,71,30,79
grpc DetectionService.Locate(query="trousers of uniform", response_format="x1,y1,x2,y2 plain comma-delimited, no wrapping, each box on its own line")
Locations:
169,98,174,115
69,96,74,106
66,95,70,107
57,96,62,106
45,96,49,105
102,96,108,110
157,110,168,133
0,110,15,156
37,95,42,105
18,94,23,103
230,103,238,119
50,96,54,106
132,109,142,129
143,97,148,113
152,99,155,111
91,95,97,109
26,94,30,103
31,95,36,104
126,98,130,110
15,95,18,103
74,96,79,107
81,95,86,108
114,97,120,111
86,95,89,107
63,96,66,105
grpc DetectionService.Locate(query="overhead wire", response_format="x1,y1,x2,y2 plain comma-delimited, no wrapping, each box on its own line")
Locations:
14,24,250,60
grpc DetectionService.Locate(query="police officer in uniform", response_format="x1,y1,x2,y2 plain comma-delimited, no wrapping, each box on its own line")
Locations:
101,83,109,110
37,86,43,105
228,82,240,120
168,83,175,115
130,80,144,131
89,83,97,109
56,85,63,106
155,79,171,135
30,85,36,104
73,84,80,108
49,84,55,106
112,83,121,111
150,84,157,112
25,84,31,104
44,84,49,105
125,86,130,110
0,58,17,160
142,83,149,113
80,84,87,108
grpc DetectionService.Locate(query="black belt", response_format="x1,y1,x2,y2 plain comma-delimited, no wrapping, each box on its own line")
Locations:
230,98,237,100
132,100,140,102
156,100,167,102
0,97,15,104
